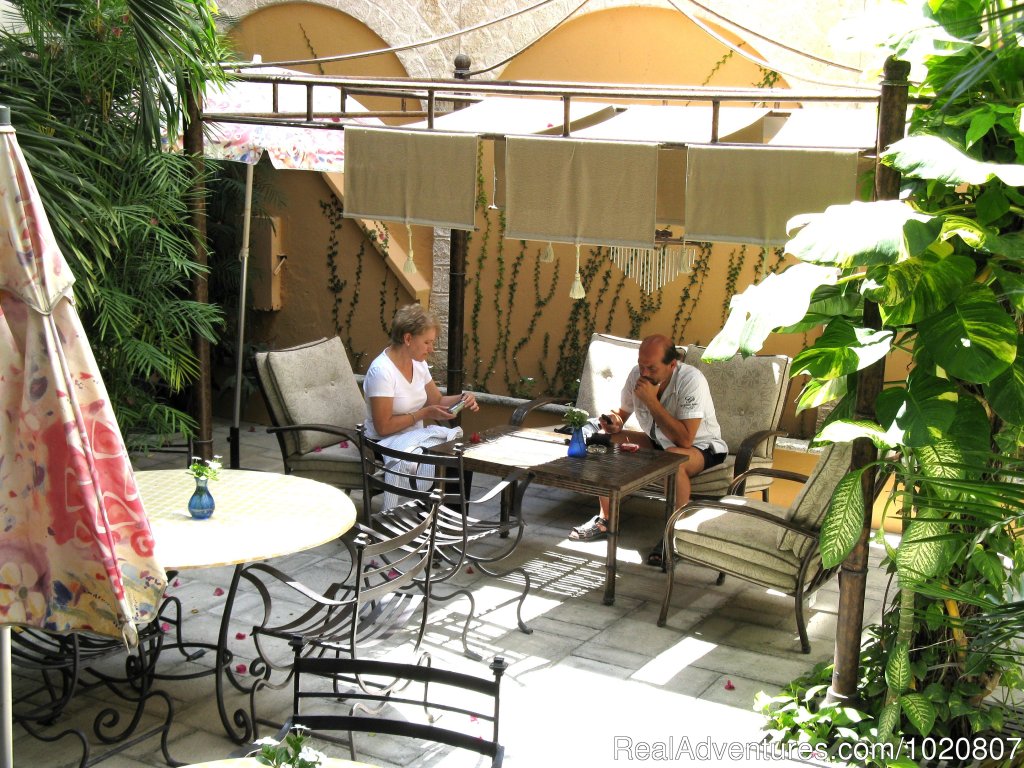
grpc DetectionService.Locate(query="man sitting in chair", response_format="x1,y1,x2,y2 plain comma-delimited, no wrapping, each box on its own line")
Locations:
568,334,728,566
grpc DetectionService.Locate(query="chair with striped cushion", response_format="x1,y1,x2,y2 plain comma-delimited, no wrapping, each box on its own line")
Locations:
656,441,853,653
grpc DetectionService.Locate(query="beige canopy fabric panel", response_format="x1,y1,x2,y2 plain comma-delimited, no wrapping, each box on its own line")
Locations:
505,137,658,247
657,148,686,226
684,145,860,245
343,126,478,229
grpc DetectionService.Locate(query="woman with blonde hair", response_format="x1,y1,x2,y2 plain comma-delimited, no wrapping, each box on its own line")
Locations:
363,303,478,449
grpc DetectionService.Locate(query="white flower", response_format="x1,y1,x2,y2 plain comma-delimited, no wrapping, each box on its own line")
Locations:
252,736,279,746
298,746,324,764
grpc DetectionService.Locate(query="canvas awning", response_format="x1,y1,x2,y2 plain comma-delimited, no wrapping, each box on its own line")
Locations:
406,96,619,136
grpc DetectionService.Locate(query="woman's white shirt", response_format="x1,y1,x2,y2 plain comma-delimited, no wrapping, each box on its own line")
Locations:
362,348,433,439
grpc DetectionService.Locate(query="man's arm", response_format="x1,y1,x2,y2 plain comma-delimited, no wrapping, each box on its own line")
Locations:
632,374,701,448
646,398,700,447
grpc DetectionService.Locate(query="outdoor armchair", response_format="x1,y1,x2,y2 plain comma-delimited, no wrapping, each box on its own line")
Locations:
358,427,534,644
657,441,853,653
254,336,364,492
510,332,792,500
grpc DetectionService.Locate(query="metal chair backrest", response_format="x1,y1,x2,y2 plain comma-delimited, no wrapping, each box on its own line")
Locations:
288,635,507,767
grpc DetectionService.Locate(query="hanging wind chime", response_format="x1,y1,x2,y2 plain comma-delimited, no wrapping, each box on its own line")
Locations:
609,243,694,293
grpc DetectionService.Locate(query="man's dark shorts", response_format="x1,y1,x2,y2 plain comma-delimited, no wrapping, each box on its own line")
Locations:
698,445,727,471
649,440,727,470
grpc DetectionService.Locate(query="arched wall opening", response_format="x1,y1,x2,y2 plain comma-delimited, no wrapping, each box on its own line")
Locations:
497,6,785,89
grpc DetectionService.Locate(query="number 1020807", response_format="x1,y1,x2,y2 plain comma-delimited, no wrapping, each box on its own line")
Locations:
901,736,1020,763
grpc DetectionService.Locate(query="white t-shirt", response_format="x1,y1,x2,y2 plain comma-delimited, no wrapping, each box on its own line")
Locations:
362,349,433,439
620,363,728,454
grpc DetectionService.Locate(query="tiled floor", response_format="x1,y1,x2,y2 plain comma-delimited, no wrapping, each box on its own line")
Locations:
14,420,893,768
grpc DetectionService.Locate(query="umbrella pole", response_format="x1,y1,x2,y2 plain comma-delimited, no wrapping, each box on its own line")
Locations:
1,626,11,768
230,163,255,469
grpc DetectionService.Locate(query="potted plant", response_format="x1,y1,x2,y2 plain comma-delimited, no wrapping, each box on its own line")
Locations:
185,455,222,519
563,406,590,458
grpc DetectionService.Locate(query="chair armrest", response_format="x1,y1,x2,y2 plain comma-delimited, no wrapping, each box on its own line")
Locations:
734,428,788,476
728,467,809,496
665,497,819,544
240,562,354,607
266,423,360,446
509,396,563,426
464,466,531,506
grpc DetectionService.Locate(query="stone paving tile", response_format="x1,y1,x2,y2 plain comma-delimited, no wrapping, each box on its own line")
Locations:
20,418,893,768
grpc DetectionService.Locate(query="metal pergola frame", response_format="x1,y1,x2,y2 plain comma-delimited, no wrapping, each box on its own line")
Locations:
184,62,911,706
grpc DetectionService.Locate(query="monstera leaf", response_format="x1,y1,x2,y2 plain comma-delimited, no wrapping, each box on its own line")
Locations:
882,134,1024,186
792,318,892,379
704,262,839,360
787,200,941,267
917,283,1017,383
876,369,959,448
865,250,976,326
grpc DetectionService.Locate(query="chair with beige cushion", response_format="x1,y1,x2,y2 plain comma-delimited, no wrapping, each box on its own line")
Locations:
511,332,792,500
254,336,364,492
657,441,854,653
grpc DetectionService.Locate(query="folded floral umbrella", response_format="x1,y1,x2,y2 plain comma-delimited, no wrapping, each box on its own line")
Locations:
0,109,166,642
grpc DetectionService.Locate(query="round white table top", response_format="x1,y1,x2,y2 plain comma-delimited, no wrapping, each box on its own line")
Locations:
137,469,356,571
182,759,377,768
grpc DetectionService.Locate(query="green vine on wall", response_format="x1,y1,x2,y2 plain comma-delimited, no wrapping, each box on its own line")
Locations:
721,245,749,324
319,196,365,365
507,241,560,397
702,50,735,86
298,24,326,75
754,66,781,89
670,242,712,344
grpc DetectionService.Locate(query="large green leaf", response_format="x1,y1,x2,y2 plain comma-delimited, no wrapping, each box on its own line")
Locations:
819,469,865,568
886,642,912,695
915,439,966,483
895,518,948,580
867,251,976,326
971,547,1006,591
996,422,1024,455
946,394,993,455
991,265,1024,313
792,319,892,380
900,693,937,736
876,370,958,447
916,283,1017,383
878,699,900,740
703,262,840,360
818,418,899,449
795,376,848,413
776,283,863,333
986,337,1024,425
882,134,1024,186
787,200,940,267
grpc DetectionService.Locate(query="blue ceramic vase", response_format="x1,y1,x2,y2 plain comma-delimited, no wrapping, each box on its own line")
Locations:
567,427,588,458
188,477,216,520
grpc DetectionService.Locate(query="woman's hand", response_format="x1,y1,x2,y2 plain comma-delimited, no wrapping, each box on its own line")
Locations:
423,403,458,421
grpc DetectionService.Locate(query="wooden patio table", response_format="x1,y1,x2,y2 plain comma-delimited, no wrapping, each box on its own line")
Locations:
430,425,687,605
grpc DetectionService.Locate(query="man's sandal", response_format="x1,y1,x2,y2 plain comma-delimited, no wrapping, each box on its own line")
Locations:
569,515,608,541
646,541,665,567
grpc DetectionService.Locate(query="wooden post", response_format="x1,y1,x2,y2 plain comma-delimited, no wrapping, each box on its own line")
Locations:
828,56,910,703
184,84,213,460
